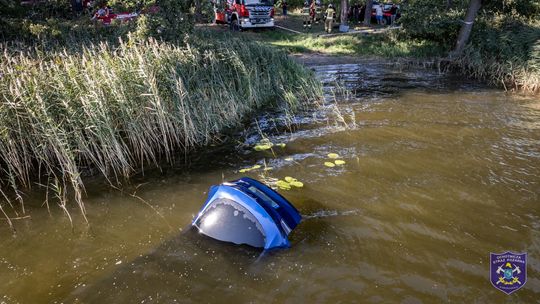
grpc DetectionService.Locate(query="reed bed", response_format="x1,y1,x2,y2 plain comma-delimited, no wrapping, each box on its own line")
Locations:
0,33,322,225
450,17,540,94
451,43,540,93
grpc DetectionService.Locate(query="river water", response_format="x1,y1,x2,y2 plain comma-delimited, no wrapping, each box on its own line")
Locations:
1,62,539,303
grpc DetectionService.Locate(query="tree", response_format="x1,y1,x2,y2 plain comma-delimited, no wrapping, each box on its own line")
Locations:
452,0,481,56
363,0,372,26
341,0,349,27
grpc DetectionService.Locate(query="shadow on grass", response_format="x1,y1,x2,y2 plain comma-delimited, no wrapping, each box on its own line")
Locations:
255,27,448,59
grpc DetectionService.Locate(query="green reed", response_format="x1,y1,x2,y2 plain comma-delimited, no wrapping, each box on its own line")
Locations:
0,32,322,226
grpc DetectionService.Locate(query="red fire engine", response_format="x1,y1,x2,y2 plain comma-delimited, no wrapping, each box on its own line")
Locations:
213,0,275,30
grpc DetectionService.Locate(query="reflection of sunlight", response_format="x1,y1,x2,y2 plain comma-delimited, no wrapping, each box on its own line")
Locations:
202,212,219,229
524,100,540,110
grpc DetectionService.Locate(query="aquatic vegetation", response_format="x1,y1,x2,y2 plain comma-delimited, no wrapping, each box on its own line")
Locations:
276,180,292,190
289,180,304,188
254,143,274,151
327,153,340,159
276,176,304,190
253,138,286,151
325,152,346,167
0,31,322,222
239,164,262,173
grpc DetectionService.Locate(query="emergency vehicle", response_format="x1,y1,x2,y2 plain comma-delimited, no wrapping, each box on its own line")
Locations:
213,0,275,30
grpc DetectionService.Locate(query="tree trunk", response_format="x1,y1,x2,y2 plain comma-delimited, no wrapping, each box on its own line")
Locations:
363,0,373,26
341,0,349,26
452,0,481,56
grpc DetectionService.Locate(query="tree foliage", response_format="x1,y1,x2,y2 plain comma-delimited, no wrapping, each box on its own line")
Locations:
0,0,194,43
399,0,468,46
401,0,540,46
135,0,194,41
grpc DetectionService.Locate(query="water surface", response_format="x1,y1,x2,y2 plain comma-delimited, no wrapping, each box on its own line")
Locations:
1,62,539,303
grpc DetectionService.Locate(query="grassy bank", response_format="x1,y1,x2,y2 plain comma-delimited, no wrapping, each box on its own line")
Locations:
257,14,447,58
263,10,540,93
258,30,447,58
0,30,322,224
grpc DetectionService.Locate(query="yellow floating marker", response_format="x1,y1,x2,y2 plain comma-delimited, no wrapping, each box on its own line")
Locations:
239,168,250,173
290,181,304,188
252,164,261,169
263,167,273,171
276,143,286,148
327,153,340,159
324,162,336,167
334,160,346,165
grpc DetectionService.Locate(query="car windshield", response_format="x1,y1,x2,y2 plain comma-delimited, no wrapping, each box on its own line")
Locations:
194,198,266,248
244,0,273,5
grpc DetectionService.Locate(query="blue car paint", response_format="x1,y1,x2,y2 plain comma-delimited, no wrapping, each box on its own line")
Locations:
235,177,302,231
192,177,302,250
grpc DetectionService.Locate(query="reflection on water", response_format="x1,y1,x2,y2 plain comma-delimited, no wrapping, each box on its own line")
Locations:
1,62,539,303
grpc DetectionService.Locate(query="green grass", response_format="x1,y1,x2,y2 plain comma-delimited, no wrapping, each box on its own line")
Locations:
0,30,322,224
259,30,447,58
249,14,447,59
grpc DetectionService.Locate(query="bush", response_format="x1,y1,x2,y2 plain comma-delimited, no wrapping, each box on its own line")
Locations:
452,14,540,92
400,0,540,92
107,0,154,12
399,0,468,46
135,0,194,41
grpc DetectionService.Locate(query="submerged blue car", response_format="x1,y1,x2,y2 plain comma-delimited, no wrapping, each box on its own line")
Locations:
192,177,302,250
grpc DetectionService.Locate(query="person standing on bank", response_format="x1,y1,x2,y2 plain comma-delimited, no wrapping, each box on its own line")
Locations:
390,4,398,26
375,4,383,25
309,0,316,26
324,4,335,33
302,0,311,30
282,0,288,16
353,3,360,24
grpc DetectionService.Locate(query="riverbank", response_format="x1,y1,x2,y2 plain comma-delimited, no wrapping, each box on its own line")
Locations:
243,13,540,94
0,30,322,224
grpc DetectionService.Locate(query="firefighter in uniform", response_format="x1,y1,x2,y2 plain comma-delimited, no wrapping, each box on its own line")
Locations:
324,4,335,33
302,1,312,30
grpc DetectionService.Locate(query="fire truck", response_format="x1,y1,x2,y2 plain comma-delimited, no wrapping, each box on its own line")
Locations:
213,0,275,30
